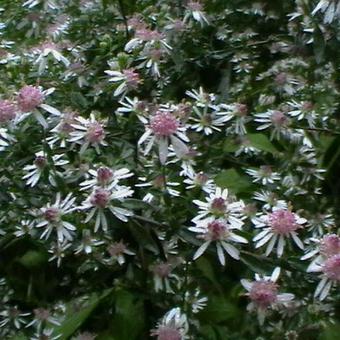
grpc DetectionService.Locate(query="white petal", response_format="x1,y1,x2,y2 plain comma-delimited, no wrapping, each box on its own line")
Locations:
193,241,210,260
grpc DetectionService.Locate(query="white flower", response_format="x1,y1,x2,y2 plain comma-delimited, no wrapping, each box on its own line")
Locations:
79,166,133,191
253,207,307,257
312,0,340,23
105,68,141,97
189,217,248,265
151,308,189,339
183,171,215,193
246,166,281,186
75,229,104,255
192,187,245,229
107,241,135,265
22,151,69,187
241,268,294,324
0,127,15,151
184,1,209,26
253,190,288,210
36,193,77,243
69,114,107,154
81,186,133,232
138,111,189,164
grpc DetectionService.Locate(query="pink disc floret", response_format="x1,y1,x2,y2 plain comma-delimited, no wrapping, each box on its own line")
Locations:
249,280,278,309
207,220,229,241
320,234,340,257
90,188,110,208
17,85,44,112
269,209,299,235
150,112,179,137
0,100,16,123
323,254,340,281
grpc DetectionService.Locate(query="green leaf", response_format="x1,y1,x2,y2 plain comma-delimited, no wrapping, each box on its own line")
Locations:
247,133,278,154
240,252,273,274
18,250,48,269
52,289,113,339
214,169,253,195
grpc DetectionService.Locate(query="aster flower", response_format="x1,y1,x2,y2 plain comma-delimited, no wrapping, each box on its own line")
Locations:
254,110,291,140
151,308,189,339
192,186,245,229
26,308,61,332
183,171,215,193
186,87,215,108
13,219,35,238
0,127,15,151
107,241,135,265
138,110,189,164
69,114,107,154
253,207,307,257
74,229,104,255
312,0,340,23
81,186,133,232
0,306,30,329
253,190,288,210
218,103,250,135
184,1,209,26
287,100,317,128
0,100,16,124
151,261,180,292
16,85,60,128
246,166,281,186
79,166,133,191
184,290,208,313
48,241,72,267
241,268,294,324
105,68,141,97
22,151,69,187
189,217,248,265
35,193,77,243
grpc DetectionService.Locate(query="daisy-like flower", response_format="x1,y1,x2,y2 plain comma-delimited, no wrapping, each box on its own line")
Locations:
81,186,133,232
0,127,15,151
0,306,30,329
151,261,180,293
47,110,78,148
184,290,208,314
287,100,317,128
138,110,189,164
79,166,133,191
26,308,61,332
253,207,307,257
31,41,70,74
253,190,288,210
35,193,77,243
22,151,69,187
183,171,215,193
312,0,340,23
74,229,104,255
0,100,16,124
241,268,294,324
117,96,148,116
48,241,72,267
105,68,141,97
189,217,248,265
218,103,250,135
192,187,245,229
184,1,209,26
151,308,189,340
69,114,107,154
107,240,135,265
125,28,172,53
186,87,215,108
16,85,60,128
246,166,281,186
254,110,290,140
14,219,35,238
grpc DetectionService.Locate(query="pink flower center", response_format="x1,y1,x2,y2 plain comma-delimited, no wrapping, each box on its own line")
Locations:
235,103,248,117
123,69,140,88
34,155,47,169
136,28,162,41
0,100,16,123
153,263,172,278
86,122,105,144
268,210,298,235
187,1,203,11
44,207,61,223
17,85,44,112
320,235,340,257
271,111,289,127
154,326,181,340
108,242,126,256
323,254,340,281
195,172,208,185
275,72,287,85
249,280,278,309
150,112,179,137
207,220,229,241
97,167,113,185
90,188,110,208
210,197,227,215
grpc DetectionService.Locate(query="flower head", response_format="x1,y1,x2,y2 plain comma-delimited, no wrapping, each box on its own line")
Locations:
0,100,16,123
17,85,44,112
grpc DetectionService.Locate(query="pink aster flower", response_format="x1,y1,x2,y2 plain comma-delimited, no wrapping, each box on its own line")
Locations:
105,68,141,97
81,186,133,232
184,1,209,26
36,193,77,243
69,114,108,154
16,85,60,128
253,207,307,257
192,186,245,229
241,268,294,324
151,308,189,340
138,111,189,164
189,217,248,265
107,241,135,265
0,100,16,123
